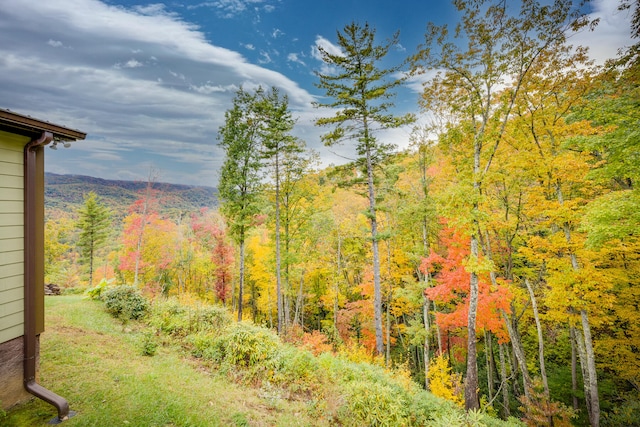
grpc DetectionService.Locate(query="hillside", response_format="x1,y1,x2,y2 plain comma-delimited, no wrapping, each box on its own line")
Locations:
4,295,522,427
45,173,218,216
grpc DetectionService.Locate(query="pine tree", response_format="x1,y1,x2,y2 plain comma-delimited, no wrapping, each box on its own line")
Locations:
77,191,111,287
218,87,264,322
314,21,414,355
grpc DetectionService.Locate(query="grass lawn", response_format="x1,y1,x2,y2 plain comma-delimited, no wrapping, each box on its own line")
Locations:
4,295,316,426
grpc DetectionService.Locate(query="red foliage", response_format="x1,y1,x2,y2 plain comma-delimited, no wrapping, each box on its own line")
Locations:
190,209,234,304
420,222,512,343
211,227,233,304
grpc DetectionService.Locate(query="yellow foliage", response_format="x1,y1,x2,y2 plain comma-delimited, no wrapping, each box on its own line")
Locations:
427,355,464,407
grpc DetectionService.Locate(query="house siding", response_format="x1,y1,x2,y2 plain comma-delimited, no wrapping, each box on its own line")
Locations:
0,130,26,344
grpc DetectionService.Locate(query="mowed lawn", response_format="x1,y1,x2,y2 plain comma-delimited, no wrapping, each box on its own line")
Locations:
5,295,316,426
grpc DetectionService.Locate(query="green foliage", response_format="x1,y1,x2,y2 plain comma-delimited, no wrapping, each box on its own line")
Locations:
264,345,320,395
139,330,158,356
340,380,411,426
602,392,640,427
217,87,264,245
102,285,149,321
148,298,232,337
76,191,112,287
208,322,280,368
85,277,111,300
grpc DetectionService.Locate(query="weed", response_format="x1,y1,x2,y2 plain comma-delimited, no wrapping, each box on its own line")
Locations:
102,285,149,321
139,330,158,356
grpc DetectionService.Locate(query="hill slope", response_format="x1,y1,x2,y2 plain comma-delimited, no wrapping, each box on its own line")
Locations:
45,173,218,216
4,296,314,426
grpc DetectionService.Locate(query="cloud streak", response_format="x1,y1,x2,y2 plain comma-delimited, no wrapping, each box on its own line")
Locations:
0,0,317,186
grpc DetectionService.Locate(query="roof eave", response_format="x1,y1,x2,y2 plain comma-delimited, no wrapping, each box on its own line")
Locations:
0,109,86,141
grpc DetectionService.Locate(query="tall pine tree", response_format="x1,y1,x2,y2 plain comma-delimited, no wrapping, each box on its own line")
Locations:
218,87,264,322
77,191,111,287
314,22,414,355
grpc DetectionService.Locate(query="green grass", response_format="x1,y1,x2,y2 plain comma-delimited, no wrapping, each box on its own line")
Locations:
5,295,524,427
4,296,315,426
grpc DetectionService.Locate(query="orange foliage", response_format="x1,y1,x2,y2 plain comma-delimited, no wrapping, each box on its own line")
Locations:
301,330,333,356
420,222,512,342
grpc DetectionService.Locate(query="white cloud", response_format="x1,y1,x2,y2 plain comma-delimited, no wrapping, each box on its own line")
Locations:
188,0,273,19
258,50,272,64
0,0,315,186
287,52,305,66
122,59,144,68
571,0,634,64
311,35,344,60
47,39,64,48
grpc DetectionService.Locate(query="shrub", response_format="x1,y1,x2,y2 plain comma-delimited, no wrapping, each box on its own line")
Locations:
518,378,575,426
265,345,320,395
428,354,464,407
408,389,456,425
148,299,232,337
85,278,111,299
139,330,158,356
339,380,411,426
209,322,279,368
102,286,149,320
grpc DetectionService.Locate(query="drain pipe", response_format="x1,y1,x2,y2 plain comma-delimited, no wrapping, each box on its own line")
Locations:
24,131,71,423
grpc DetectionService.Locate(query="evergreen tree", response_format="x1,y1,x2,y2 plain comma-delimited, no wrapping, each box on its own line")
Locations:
258,87,305,334
314,21,414,355
218,87,264,322
77,191,111,287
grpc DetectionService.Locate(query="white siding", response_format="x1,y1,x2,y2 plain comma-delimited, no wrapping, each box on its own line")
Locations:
0,130,26,344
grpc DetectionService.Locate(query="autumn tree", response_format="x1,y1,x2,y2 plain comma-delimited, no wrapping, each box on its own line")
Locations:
258,86,305,334
218,87,264,321
44,213,75,285
76,191,111,287
412,0,592,410
314,21,414,355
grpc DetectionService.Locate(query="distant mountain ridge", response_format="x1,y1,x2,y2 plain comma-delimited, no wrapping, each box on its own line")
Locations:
45,173,218,216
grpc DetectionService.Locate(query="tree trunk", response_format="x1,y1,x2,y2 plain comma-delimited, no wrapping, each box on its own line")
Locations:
525,278,550,397
275,155,283,334
365,144,384,356
423,295,431,390
385,295,391,367
485,330,494,402
294,274,304,326
501,308,532,400
570,327,579,410
335,233,342,328
237,238,245,322
465,136,482,411
465,236,480,411
581,309,600,427
499,343,511,417
557,182,600,427
434,301,443,355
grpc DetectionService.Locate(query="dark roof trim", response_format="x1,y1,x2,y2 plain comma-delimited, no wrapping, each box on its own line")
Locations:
0,108,86,141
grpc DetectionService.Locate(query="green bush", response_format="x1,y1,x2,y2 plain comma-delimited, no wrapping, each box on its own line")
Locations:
408,389,457,425
148,299,232,337
339,380,411,426
265,345,320,395
102,286,149,320
85,278,111,299
209,322,279,368
139,330,158,356
602,393,640,427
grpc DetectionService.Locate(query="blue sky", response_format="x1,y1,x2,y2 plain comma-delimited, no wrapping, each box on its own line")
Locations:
0,0,633,186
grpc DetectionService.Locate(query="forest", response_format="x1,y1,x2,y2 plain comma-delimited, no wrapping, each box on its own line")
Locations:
44,1,639,426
